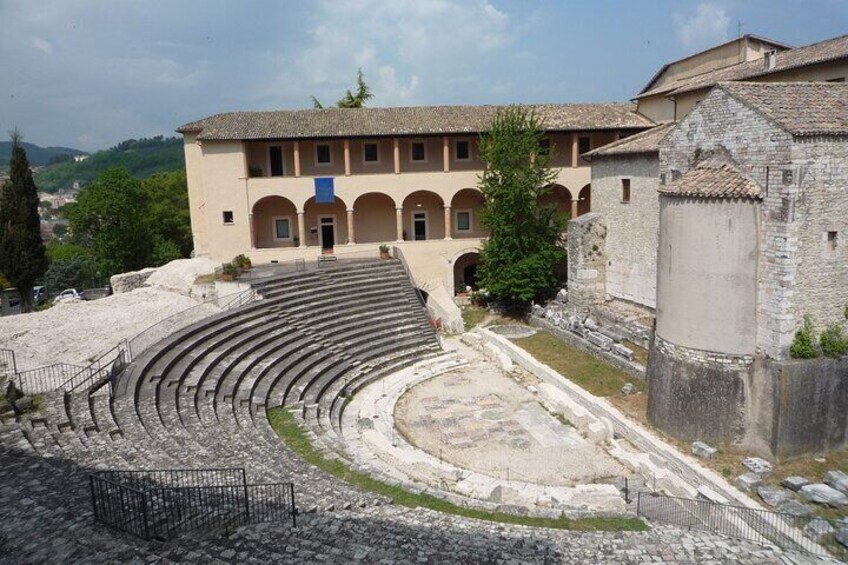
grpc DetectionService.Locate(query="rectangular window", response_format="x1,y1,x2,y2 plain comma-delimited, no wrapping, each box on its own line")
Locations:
274,217,291,240
578,136,591,155
269,146,284,177
455,140,470,161
363,142,379,163
222,211,234,224
538,138,551,156
621,179,631,203
828,231,838,250
456,210,471,232
316,143,332,165
411,141,426,162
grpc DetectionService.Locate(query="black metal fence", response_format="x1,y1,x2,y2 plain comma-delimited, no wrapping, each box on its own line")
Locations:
0,348,16,377
636,491,844,559
89,468,296,540
12,363,86,394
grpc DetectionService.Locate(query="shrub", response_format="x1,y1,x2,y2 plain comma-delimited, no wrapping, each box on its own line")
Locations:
221,262,238,276
232,254,252,269
789,316,818,359
379,244,390,253
820,324,848,359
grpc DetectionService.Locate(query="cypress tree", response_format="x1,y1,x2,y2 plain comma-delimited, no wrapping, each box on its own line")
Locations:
0,130,48,312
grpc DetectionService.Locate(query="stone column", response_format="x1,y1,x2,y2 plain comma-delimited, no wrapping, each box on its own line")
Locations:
393,138,400,174
293,141,301,177
444,206,452,240
571,199,579,219
344,140,351,176
346,209,355,244
443,136,450,173
248,213,255,248
297,212,307,247
571,134,578,168
395,207,404,242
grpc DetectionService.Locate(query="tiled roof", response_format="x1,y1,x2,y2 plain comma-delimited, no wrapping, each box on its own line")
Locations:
178,103,654,140
659,162,762,200
719,82,848,136
637,34,848,99
583,123,676,159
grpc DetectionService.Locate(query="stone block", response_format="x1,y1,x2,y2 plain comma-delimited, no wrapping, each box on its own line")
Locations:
584,317,599,332
696,485,729,504
781,476,810,492
621,383,637,396
778,499,814,518
756,485,793,508
586,331,613,351
800,484,848,508
556,288,568,303
599,327,626,342
110,267,157,294
742,457,773,477
836,527,848,549
611,343,634,361
824,470,848,495
735,473,762,492
804,518,835,541
691,441,717,459
576,269,599,281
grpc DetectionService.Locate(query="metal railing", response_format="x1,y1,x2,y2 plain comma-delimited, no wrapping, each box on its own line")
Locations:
0,348,16,377
89,468,295,540
636,491,841,558
12,363,86,395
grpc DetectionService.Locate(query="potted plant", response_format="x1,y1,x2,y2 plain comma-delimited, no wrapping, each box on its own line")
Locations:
379,244,391,260
233,254,252,271
221,262,239,281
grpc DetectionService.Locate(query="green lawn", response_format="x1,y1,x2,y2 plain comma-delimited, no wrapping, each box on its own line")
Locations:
266,407,647,532
512,330,643,397
460,305,488,331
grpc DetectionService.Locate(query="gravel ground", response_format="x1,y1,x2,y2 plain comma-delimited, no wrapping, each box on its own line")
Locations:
0,259,218,371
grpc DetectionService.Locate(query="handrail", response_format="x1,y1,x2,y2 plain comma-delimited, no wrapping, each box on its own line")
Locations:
12,363,86,395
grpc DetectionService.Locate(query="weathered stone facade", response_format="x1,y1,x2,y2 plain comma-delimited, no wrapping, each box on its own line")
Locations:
591,155,659,309
565,213,607,315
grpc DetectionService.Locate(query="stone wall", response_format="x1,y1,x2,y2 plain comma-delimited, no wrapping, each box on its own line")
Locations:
591,154,659,309
110,267,157,294
566,213,607,315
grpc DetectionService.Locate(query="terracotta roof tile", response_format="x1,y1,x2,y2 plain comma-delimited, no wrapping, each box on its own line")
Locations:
583,123,676,159
719,82,848,136
637,34,848,99
178,103,654,140
659,163,762,200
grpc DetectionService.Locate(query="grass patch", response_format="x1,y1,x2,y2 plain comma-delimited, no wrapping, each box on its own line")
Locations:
460,305,488,331
266,406,647,532
194,273,216,285
512,330,642,397
623,341,649,366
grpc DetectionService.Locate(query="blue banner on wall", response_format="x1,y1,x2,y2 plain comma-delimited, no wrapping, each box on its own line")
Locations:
314,177,335,204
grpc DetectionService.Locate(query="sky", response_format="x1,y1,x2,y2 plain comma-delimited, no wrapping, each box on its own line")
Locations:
1,0,846,152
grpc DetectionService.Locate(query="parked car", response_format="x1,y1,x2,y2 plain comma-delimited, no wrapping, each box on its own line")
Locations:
32,286,47,306
54,288,85,304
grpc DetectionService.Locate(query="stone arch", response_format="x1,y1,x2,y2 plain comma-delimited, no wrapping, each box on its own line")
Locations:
402,190,445,241
452,250,480,294
450,188,485,238
304,195,349,249
539,184,573,221
252,195,299,248
353,192,397,244
578,184,591,216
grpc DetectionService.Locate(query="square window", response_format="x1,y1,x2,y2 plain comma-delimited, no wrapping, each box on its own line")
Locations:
222,211,234,224
363,142,379,163
578,136,591,155
456,211,471,232
269,146,284,177
411,141,426,162
621,179,631,203
275,218,291,240
455,140,470,161
316,143,331,164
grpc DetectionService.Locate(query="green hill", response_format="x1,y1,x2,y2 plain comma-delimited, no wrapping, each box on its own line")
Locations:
33,136,185,192
0,141,86,168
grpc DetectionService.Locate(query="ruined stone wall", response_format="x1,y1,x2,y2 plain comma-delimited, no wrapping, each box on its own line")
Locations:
591,154,659,309
566,213,607,315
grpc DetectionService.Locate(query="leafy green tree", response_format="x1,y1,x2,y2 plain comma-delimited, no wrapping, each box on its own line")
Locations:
66,167,152,276
142,170,192,259
475,107,566,309
0,131,48,312
311,69,374,109
789,315,819,359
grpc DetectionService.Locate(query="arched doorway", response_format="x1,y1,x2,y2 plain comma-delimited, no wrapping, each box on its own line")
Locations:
303,195,349,251
450,188,485,238
252,196,299,248
452,251,480,294
402,190,445,241
353,193,397,244
539,184,573,222
578,184,591,216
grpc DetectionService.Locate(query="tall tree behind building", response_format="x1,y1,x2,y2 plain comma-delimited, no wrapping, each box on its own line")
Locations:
0,130,48,312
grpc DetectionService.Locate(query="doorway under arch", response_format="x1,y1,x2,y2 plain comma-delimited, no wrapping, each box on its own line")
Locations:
453,251,480,294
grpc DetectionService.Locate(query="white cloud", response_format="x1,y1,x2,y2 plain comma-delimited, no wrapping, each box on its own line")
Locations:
674,3,731,50
31,37,53,54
